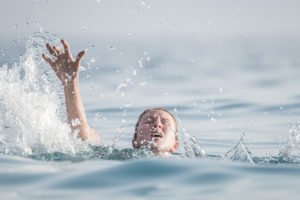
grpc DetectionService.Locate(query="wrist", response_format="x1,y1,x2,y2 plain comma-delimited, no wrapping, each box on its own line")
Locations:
63,78,79,89
62,76,78,88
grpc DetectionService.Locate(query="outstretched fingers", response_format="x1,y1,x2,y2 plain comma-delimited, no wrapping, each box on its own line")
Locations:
42,54,60,74
53,46,61,56
46,43,56,56
42,54,54,66
61,39,74,61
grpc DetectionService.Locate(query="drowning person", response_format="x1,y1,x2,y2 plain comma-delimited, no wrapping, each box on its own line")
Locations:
42,39,179,155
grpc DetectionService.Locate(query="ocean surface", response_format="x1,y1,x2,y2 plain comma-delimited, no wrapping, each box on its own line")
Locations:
1,32,300,199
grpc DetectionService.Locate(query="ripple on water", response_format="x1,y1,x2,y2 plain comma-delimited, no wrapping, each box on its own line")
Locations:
50,159,189,189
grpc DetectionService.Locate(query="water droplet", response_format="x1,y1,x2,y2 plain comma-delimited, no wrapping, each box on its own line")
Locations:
85,74,91,79
90,57,96,63
138,59,143,68
124,102,131,108
80,66,87,71
12,39,18,45
71,118,81,126
82,26,88,31
109,46,116,51
95,112,102,117
139,82,146,86
210,117,216,122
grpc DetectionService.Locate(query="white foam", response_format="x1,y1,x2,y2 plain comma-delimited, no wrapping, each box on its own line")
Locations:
0,32,90,156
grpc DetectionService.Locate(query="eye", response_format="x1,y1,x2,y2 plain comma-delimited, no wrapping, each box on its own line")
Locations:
144,117,154,124
161,119,170,125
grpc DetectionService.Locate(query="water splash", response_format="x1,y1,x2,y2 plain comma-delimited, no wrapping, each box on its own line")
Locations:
0,32,90,156
224,133,254,163
178,127,206,158
279,122,300,163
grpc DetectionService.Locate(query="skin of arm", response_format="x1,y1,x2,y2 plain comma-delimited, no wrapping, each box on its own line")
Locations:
42,39,100,145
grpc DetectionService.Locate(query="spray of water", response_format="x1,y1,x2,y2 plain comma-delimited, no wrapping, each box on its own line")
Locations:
175,117,207,158
224,133,254,163
0,32,90,157
279,121,300,162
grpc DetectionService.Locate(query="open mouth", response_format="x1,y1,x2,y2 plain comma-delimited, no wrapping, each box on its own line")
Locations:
151,132,163,138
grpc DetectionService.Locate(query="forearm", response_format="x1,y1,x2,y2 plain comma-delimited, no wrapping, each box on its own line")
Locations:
43,39,100,144
64,79,91,140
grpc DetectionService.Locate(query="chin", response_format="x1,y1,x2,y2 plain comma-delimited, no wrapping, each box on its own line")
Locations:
152,144,173,153
134,140,175,153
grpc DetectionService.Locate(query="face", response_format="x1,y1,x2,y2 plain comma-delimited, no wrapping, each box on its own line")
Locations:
133,109,179,153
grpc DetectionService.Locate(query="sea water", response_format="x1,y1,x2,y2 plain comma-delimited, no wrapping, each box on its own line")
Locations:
0,32,300,199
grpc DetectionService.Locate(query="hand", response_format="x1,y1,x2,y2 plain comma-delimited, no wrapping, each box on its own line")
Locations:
42,39,86,86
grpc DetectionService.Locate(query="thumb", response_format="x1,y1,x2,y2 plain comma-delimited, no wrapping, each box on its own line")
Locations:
75,50,86,65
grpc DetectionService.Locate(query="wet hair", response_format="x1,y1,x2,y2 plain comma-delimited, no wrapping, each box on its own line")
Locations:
132,108,178,149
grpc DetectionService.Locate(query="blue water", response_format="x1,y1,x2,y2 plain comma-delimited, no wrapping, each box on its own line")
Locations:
1,32,300,199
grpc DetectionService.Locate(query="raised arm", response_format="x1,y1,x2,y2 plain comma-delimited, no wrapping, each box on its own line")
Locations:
42,39,100,145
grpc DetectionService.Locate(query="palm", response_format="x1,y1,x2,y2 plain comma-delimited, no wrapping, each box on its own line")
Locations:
42,39,85,85
52,53,77,83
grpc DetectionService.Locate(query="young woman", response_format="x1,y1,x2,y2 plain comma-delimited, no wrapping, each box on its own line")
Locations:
42,39,179,154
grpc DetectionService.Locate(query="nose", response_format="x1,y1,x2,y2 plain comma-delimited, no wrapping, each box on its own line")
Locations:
153,118,162,129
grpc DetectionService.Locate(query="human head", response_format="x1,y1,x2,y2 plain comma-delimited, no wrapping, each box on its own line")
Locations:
132,108,179,153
